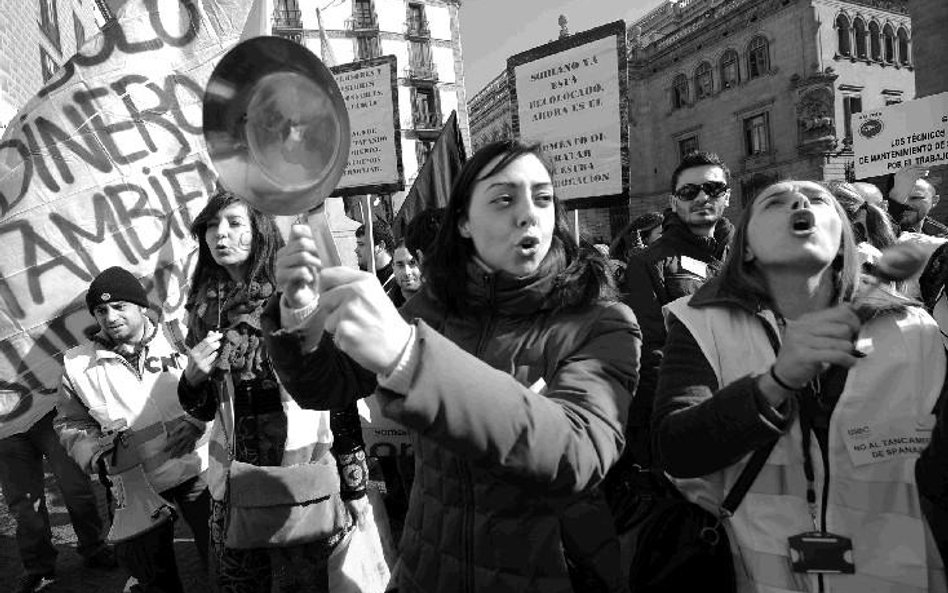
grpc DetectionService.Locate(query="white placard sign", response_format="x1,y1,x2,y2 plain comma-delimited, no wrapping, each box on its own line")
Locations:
331,56,404,196
854,92,948,179
509,23,626,203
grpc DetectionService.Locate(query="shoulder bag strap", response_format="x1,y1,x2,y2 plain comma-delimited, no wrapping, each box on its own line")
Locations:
717,313,786,517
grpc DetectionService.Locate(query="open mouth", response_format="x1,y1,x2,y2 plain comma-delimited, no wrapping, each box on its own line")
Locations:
517,236,540,254
789,210,816,236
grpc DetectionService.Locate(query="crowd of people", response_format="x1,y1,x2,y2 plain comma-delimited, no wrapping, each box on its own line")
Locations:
2,139,948,593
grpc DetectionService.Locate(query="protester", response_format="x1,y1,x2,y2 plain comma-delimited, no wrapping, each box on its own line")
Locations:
0,405,115,593
609,212,663,264
356,218,404,307
176,190,380,593
654,179,947,592
826,180,897,270
392,243,422,302
887,166,947,237
264,139,641,592
54,267,209,593
852,181,886,211
403,206,445,264
616,151,733,476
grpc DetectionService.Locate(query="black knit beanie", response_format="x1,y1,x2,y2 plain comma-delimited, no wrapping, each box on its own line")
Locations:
85,267,150,313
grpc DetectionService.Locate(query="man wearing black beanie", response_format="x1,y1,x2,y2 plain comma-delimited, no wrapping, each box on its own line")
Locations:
55,267,211,593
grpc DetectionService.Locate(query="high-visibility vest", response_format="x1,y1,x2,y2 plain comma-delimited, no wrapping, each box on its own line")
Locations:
665,298,947,593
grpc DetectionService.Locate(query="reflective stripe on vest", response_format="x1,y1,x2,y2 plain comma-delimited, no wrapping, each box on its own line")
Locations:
665,298,946,592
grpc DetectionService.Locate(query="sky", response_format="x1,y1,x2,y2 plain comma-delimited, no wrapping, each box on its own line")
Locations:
459,0,666,95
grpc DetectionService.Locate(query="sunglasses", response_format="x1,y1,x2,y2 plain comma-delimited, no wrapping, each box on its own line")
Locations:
673,181,730,201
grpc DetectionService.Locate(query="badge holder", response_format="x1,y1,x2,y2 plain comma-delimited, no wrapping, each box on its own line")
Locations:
789,532,855,574
789,406,856,575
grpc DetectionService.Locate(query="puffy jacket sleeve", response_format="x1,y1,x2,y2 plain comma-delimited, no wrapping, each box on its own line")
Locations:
654,314,794,479
262,294,378,410
54,371,105,473
377,303,640,494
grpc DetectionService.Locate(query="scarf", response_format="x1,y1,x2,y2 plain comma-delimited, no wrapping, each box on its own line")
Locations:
188,274,275,383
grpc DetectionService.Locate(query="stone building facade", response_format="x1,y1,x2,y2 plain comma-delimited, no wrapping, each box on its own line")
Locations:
626,0,915,221
466,0,915,240
273,0,469,216
0,0,103,134
468,71,512,152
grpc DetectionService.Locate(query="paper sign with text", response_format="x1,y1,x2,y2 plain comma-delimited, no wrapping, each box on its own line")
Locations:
853,92,948,178
331,56,404,196
843,414,934,467
0,0,254,433
508,21,628,204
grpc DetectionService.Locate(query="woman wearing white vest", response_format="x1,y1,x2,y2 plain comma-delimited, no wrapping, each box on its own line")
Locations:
653,180,948,593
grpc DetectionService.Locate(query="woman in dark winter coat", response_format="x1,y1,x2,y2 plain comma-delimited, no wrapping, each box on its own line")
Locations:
177,191,375,593
653,180,947,592
263,140,641,593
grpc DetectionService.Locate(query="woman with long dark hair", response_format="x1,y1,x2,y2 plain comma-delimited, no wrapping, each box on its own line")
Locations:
177,190,374,592
653,180,947,592
263,140,641,592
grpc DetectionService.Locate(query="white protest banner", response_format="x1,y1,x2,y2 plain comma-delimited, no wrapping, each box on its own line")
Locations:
0,0,254,428
508,21,628,205
854,91,948,179
357,396,412,459
331,56,404,196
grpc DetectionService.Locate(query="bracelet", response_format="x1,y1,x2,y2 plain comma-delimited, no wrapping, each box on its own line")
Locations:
769,365,800,391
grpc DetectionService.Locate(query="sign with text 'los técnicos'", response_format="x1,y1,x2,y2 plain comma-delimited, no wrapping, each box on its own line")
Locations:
854,91,948,179
508,21,628,205
331,56,404,196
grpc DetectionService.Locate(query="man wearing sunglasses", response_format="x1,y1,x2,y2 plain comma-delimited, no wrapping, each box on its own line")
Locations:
606,151,734,500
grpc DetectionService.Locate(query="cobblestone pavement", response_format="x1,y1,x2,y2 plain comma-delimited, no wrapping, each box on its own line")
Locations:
0,466,209,593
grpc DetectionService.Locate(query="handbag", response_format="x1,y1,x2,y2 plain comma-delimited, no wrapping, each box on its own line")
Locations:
622,443,775,592
217,376,349,550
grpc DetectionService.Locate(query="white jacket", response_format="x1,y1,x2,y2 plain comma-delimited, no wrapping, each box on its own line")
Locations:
56,319,208,493
667,297,946,593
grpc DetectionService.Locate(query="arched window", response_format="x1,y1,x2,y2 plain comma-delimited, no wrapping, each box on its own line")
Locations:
747,35,770,79
854,17,867,58
836,14,851,56
672,73,689,108
883,24,896,63
720,49,740,89
869,20,881,60
694,61,713,100
897,27,910,65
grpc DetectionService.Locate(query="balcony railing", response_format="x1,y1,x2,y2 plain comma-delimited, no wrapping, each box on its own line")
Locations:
345,15,379,34
405,62,438,82
412,111,442,130
272,9,301,29
406,19,430,38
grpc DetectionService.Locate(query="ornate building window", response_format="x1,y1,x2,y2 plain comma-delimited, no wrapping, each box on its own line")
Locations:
357,35,380,59
39,45,58,82
671,73,689,109
836,14,851,57
869,21,881,61
744,112,770,155
720,49,740,89
678,136,699,160
897,27,910,65
38,0,61,52
883,24,896,63
694,61,713,100
747,36,770,79
73,11,85,52
854,17,867,58
842,94,862,143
